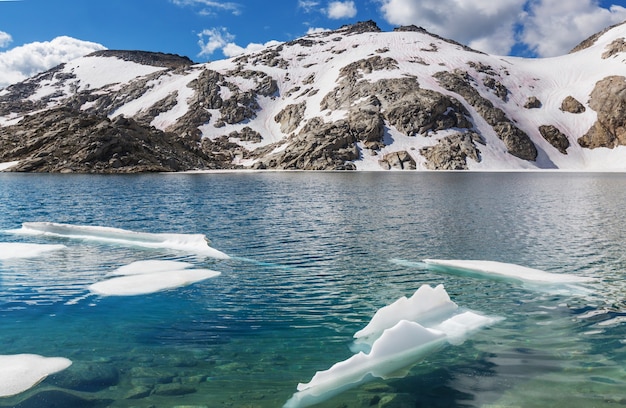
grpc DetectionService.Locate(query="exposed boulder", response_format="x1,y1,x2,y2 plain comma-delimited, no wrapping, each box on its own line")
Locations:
378,151,416,170
420,132,482,170
274,102,307,134
539,125,570,154
228,127,263,143
524,96,542,109
560,96,586,113
602,38,626,59
578,75,626,148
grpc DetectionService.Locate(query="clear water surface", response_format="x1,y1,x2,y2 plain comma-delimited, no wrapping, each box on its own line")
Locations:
0,172,624,407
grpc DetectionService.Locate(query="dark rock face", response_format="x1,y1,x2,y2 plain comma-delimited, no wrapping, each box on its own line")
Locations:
539,125,570,154
578,76,626,148
0,108,226,172
434,70,538,161
87,50,194,68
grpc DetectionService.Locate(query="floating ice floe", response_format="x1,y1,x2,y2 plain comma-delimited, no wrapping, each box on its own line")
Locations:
353,284,457,348
422,259,593,285
0,242,66,260
89,260,221,296
0,354,72,397
7,222,229,259
284,285,498,408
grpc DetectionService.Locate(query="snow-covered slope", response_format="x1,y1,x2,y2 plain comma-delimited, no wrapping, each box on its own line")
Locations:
2,21,626,172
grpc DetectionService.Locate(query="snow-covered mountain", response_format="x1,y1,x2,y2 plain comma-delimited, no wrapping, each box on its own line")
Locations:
1,20,626,172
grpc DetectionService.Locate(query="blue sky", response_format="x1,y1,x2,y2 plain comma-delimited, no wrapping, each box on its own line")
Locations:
1,0,626,88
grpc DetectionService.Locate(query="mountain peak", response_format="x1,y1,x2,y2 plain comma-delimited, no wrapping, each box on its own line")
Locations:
86,50,194,68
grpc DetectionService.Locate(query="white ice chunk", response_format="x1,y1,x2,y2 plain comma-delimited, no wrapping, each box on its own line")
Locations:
354,284,458,341
0,354,72,397
106,260,194,276
0,242,66,260
433,311,499,345
285,285,499,407
89,269,221,296
423,259,593,284
284,321,447,408
7,222,229,259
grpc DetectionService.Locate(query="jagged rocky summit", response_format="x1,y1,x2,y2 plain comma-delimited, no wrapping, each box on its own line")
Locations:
2,20,626,172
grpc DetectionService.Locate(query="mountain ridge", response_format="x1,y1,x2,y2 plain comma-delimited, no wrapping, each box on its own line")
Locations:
1,20,626,172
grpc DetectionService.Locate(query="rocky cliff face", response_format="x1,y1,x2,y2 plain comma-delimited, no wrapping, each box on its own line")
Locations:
2,21,626,172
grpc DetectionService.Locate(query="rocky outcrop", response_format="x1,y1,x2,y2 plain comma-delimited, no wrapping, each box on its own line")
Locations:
0,107,224,172
560,96,586,113
578,76,626,148
228,127,263,143
252,117,358,170
378,151,416,170
602,38,626,59
434,70,538,161
420,133,482,170
274,102,307,134
87,50,194,68
539,125,570,154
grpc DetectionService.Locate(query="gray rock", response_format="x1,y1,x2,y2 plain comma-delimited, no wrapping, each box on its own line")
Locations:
153,383,197,396
47,362,119,392
560,96,586,113
578,75,626,148
274,102,306,134
420,132,481,169
524,96,542,109
539,125,570,154
378,151,416,170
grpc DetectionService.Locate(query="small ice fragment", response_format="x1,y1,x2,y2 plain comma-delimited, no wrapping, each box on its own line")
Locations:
0,354,72,397
7,222,229,259
423,259,593,284
89,269,221,296
0,242,66,260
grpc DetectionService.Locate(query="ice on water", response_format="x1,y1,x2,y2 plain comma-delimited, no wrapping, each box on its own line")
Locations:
7,222,229,259
0,354,72,397
0,242,66,260
285,285,498,408
90,260,221,296
422,259,593,287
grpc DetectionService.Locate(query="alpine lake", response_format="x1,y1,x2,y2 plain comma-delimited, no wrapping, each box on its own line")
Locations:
0,171,624,407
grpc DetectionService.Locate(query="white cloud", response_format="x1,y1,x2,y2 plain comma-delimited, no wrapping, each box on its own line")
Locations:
376,0,626,57
0,36,106,89
299,0,321,12
222,40,282,58
327,1,357,19
0,31,12,48
171,0,241,16
197,27,281,58
306,27,331,35
197,27,235,57
377,0,524,55
521,0,626,57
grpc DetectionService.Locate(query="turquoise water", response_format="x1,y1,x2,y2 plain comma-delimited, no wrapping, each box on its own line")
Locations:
0,172,625,407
